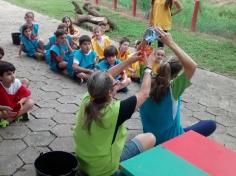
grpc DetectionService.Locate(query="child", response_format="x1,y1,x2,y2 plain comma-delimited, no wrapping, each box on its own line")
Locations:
20,11,39,38
49,29,73,74
20,11,44,50
0,61,34,127
98,21,108,34
149,0,182,47
152,48,166,74
62,16,80,49
46,23,73,50
72,35,96,82
96,45,131,92
140,29,216,145
118,37,140,82
0,47,4,60
91,26,111,62
19,24,44,60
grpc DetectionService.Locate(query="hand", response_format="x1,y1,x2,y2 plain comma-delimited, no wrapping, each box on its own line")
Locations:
128,51,142,62
0,106,13,111
143,51,155,68
5,110,17,119
156,28,175,48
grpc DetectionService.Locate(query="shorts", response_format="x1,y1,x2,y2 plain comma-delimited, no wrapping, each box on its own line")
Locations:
120,138,144,162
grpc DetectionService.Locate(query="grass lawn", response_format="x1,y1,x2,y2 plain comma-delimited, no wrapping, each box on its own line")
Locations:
114,0,236,39
5,0,236,78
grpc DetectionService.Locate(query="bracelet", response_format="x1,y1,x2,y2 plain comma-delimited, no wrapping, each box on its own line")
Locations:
145,66,152,70
144,68,152,75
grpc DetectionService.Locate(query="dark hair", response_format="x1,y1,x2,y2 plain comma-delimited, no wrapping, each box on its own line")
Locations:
25,11,34,19
21,24,32,36
119,37,130,46
0,61,16,76
79,35,91,45
150,57,182,102
54,29,66,38
165,0,173,9
0,47,4,59
104,45,118,58
84,71,113,134
62,16,76,35
57,23,67,30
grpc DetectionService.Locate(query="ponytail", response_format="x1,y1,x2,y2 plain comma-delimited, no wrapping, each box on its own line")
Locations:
165,0,173,9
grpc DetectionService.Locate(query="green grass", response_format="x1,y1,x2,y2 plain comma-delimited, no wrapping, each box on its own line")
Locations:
5,0,236,78
111,0,236,39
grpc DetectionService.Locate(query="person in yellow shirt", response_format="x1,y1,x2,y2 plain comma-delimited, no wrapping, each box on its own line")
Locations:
91,26,111,62
152,48,166,74
118,37,140,82
149,0,182,47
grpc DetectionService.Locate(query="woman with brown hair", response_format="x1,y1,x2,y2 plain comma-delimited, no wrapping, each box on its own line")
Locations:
73,51,156,176
140,29,216,145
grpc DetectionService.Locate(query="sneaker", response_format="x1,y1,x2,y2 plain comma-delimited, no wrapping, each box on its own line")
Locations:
0,119,9,128
16,113,29,122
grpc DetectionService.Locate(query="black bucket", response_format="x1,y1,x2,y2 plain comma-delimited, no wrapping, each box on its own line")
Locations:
11,32,21,45
34,151,79,176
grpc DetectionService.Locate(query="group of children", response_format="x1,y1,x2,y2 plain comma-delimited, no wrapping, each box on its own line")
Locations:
18,11,167,90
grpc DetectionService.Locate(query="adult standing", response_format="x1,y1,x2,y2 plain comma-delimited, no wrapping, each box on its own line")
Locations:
149,0,182,47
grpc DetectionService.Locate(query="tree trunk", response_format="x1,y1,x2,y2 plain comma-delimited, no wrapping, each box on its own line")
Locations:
72,1,83,14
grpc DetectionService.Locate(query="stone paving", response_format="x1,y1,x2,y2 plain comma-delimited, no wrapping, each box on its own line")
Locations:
0,0,236,175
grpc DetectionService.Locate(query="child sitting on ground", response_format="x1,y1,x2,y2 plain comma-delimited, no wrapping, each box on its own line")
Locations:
118,37,140,82
49,29,74,74
62,16,80,49
0,61,34,127
152,48,166,74
71,35,96,82
0,47,4,60
96,45,131,92
18,24,44,60
20,12,44,51
91,26,111,62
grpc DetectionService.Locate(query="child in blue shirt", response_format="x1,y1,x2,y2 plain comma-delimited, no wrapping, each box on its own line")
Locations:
71,35,96,82
18,24,44,60
19,12,44,52
96,45,131,92
49,29,73,74
45,23,74,64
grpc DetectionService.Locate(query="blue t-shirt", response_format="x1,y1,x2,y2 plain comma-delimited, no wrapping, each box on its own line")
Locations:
45,34,73,50
140,72,191,145
20,35,39,57
20,23,39,37
73,50,96,69
96,59,122,80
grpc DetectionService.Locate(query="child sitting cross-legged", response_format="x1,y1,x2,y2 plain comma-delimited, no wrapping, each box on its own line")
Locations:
71,35,96,82
91,26,111,62
96,45,131,92
49,29,74,74
19,24,45,60
0,61,34,127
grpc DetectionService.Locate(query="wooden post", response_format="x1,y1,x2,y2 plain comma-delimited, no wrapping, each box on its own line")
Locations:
132,0,137,17
95,0,99,5
114,0,118,10
191,0,200,31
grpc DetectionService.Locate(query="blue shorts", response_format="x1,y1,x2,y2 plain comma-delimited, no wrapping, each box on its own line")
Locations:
120,138,144,162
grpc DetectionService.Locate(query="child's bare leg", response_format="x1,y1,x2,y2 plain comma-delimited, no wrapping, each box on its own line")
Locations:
58,61,68,74
17,98,34,117
38,39,45,51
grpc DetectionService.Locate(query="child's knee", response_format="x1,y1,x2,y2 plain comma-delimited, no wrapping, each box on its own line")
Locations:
26,98,34,109
134,133,156,151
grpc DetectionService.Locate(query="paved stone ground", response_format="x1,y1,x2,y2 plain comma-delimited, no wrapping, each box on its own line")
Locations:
0,0,236,175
